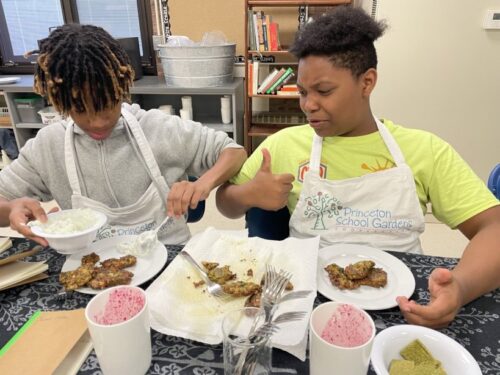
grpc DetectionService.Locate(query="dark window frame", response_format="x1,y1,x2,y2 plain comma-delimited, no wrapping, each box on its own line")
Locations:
0,0,156,75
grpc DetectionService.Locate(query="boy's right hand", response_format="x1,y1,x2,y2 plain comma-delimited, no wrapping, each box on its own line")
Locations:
248,148,294,211
8,197,54,247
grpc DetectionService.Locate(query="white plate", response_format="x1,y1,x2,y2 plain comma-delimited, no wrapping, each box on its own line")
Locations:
61,235,168,294
371,325,481,374
0,76,21,84
317,244,415,310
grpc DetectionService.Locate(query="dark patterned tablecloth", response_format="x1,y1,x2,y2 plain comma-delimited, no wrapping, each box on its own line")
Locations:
1,239,499,374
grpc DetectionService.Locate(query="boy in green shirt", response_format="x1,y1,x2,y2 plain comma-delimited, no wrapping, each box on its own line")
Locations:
217,7,500,327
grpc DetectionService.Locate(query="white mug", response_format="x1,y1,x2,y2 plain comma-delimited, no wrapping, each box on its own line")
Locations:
309,302,375,375
85,286,152,375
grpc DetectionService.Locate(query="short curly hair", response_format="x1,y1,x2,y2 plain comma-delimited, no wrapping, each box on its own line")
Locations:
290,6,387,77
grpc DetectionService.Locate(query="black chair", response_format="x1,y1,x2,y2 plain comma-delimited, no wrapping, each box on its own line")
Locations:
187,200,205,223
245,206,290,240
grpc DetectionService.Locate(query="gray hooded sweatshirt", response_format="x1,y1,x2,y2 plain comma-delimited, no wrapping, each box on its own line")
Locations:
0,103,241,209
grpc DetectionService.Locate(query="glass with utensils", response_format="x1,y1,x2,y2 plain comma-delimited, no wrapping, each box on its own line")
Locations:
222,307,272,375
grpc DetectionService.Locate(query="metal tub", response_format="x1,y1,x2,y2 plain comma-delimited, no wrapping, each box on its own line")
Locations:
158,43,236,87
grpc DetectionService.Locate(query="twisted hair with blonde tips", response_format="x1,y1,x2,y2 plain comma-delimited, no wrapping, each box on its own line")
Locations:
30,24,134,115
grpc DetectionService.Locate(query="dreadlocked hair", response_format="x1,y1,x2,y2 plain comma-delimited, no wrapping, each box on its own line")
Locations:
32,24,134,115
290,6,387,77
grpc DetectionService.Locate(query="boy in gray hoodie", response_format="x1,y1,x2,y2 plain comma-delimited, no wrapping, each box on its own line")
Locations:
0,24,246,246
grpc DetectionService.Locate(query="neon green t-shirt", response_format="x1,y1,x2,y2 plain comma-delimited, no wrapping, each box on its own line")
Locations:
231,120,498,228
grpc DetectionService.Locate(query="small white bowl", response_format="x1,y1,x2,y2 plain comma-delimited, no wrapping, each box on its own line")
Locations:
371,324,481,375
30,209,107,255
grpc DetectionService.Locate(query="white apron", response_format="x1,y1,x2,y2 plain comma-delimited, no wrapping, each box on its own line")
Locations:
289,118,425,253
64,108,190,245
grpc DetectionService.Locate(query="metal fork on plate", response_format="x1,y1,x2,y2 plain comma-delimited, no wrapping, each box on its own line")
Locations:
248,310,308,341
261,265,292,320
235,265,294,374
179,250,231,300
279,289,313,303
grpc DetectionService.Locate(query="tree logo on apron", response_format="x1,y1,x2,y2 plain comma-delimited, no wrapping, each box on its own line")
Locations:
304,191,343,230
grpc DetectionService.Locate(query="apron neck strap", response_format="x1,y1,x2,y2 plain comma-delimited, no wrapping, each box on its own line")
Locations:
374,117,406,166
121,109,164,182
64,122,83,195
309,134,323,172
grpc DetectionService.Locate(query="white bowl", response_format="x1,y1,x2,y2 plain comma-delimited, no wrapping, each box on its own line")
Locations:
371,324,481,375
30,209,107,255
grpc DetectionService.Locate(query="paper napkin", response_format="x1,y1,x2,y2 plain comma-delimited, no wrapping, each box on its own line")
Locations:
146,227,319,360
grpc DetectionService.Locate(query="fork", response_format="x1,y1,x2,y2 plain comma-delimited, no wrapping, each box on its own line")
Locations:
249,310,308,341
235,266,293,374
179,250,230,300
279,290,314,303
261,265,292,320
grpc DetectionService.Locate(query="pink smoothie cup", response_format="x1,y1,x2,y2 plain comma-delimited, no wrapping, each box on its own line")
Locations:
85,285,151,375
309,302,375,375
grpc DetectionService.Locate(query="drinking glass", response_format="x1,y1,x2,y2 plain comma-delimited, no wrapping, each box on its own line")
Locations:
222,307,271,375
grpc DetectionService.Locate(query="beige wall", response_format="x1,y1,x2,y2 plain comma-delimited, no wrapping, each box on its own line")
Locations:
359,0,500,181
168,0,308,55
169,0,499,181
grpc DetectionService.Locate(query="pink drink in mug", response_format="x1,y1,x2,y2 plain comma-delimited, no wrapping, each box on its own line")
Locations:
85,286,151,375
320,303,373,347
93,287,145,325
309,302,375,375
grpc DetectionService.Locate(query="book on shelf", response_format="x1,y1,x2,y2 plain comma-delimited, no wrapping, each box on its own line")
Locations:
248,10,281,52
247,63,253,96
248,11,256,51
266,67,294,94
261,14,269,51
252,11,260,51
252,60,260,95
280,84,298,92
276,84,299,96
269,22,280,51
265,14,272,51
260,67,287,94
256,68,279,94
256,11,265,52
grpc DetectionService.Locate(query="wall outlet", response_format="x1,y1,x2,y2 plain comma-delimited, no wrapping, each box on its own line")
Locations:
483,10,500,29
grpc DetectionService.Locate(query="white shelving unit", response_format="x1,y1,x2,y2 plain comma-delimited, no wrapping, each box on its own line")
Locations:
0,75,244,149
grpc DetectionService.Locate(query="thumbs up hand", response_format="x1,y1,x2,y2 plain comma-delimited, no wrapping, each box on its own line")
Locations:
249,148,295,210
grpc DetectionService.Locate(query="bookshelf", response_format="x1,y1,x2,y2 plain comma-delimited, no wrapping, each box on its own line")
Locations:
244,0,351,153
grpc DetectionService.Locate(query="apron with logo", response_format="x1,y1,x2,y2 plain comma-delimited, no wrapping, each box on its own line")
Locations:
289,118,425,253
64,108,190,245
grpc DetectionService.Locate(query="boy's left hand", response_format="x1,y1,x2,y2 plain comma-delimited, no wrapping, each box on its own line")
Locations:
396,268,464,328
167,179,210,218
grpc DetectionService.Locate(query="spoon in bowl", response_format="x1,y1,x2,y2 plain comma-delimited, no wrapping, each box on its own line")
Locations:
117,216,171,256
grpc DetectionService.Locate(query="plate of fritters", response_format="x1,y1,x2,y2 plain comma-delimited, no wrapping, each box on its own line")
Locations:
317,244,415,310
60,235,168,294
